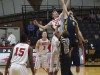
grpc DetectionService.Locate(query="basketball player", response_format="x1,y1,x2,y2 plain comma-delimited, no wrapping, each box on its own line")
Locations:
34,31,50,74
54,25,71,75
5,34,34,75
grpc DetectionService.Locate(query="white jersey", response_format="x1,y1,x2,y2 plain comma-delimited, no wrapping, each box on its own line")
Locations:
11,43,29,65
38,39,49,55
48,13,64,34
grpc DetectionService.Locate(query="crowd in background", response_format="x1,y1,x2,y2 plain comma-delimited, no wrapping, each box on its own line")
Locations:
75,10,100,23
0,32,16,47
27,19,48,39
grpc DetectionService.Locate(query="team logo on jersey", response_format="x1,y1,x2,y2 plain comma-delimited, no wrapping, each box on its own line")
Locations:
64,20,68,30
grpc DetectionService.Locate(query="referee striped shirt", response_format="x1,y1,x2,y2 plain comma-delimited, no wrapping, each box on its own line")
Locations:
59,36,69,55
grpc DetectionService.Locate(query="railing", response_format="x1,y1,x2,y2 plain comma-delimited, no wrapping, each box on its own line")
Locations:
0,5,100,23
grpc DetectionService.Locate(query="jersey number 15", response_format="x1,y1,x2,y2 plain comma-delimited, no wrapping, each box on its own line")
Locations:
14,47,25,56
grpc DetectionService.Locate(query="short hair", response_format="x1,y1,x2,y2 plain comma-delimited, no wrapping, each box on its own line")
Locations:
42,31,47,34
62,30,69,38
20,33,27,42
52,10,57,16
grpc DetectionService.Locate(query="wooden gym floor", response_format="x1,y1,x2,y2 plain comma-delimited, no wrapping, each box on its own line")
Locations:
0,66,100,75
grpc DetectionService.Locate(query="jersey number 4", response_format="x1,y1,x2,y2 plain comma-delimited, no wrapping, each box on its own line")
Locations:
14,47,25,56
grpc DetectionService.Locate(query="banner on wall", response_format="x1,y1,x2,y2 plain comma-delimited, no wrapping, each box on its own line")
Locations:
0,48,58,65
0,47,84,65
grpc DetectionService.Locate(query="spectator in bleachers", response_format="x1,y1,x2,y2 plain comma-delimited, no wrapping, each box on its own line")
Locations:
28,21,35,37
89,10,96,23
1,34,7,43
97,12,100,22
7,32,16,46
91,34,100,63
0,34,8,46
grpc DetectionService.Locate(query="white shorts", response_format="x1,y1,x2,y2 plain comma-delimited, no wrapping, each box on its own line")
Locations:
35,54,49,69
51,35,60,54
9,63,28,75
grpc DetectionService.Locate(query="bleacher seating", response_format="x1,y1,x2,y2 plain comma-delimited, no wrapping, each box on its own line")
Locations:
78,22,100,61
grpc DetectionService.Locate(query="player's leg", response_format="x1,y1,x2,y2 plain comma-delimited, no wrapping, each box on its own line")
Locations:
54,36,60,72
18,65,29,75
34,55,41,74
42,54,50,74
34,68,37,74
72,52,80,75
9,64,17,75
60,54,71,75
9,64,29,75
49,36,59,75
53,53,59,75
50,51,55,74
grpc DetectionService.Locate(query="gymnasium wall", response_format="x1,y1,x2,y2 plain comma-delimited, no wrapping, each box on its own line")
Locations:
0,20,24,34
0,0,100,16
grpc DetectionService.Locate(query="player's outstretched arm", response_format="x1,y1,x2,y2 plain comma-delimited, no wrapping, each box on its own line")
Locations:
54,25,61,39
60,0,68,19
33,20,51,30
35,40,41,57
66,0,70,9
5,48,13,75
28,47,35,75
75,25,88,43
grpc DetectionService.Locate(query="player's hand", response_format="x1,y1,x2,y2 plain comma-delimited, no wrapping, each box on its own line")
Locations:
5,70,9,75
83,39,88,43
68,52,71,57
33,20,39,26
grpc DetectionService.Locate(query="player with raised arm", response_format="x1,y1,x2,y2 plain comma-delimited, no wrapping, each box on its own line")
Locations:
60,0,88,75
34,31,50,75
5,34,34,75
71,34,84,75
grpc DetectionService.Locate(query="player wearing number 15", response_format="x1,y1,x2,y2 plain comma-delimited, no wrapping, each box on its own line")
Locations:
34,31,50,75
5,34,34,75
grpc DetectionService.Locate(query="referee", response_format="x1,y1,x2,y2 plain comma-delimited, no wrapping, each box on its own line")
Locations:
53,25,72,75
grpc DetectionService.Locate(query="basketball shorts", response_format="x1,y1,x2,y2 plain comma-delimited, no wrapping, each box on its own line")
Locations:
9,63,28,75
71,52,80,66
35,54,49,69
51,35,60,54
